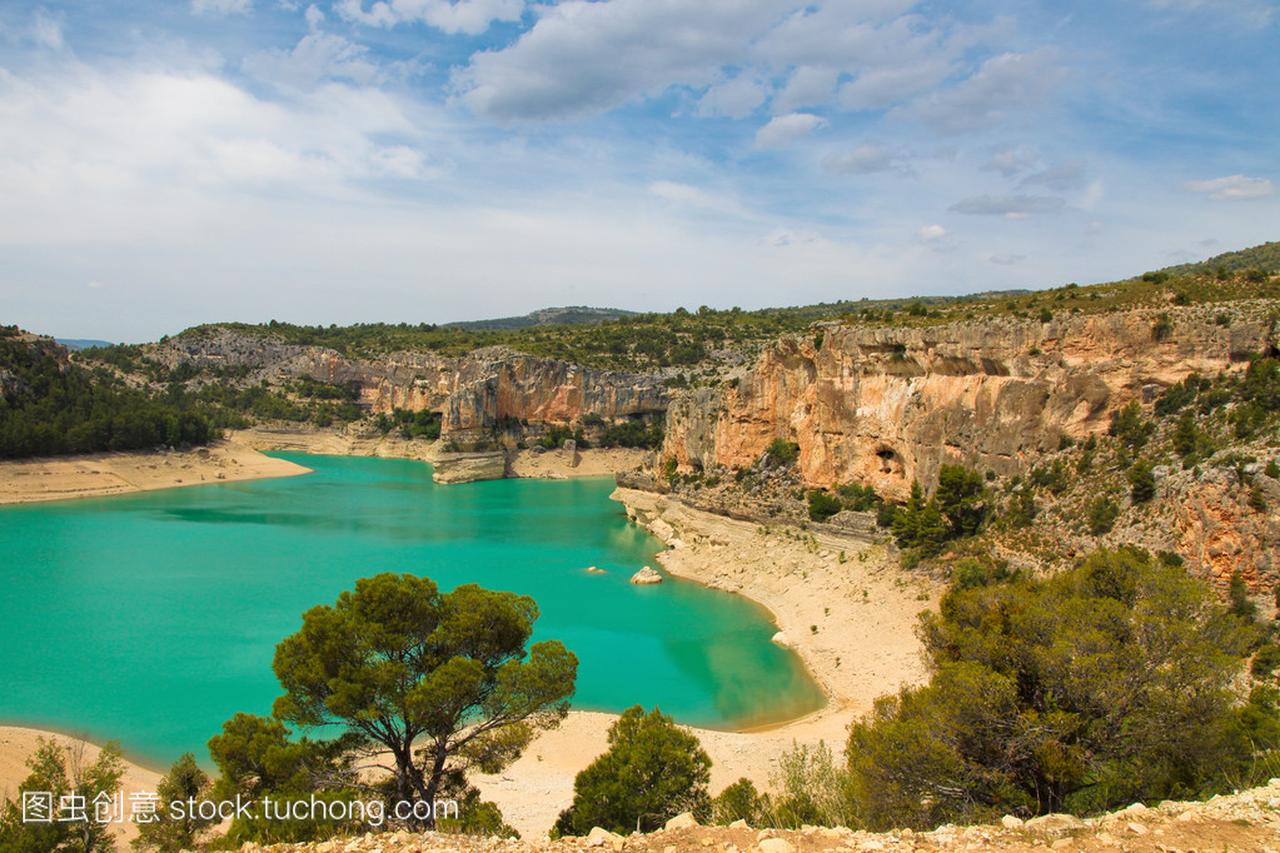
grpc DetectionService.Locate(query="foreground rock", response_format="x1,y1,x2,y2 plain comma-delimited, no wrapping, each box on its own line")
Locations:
240,777,1280,851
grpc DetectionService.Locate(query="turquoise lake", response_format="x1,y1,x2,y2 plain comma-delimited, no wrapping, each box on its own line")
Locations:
0,453,824,767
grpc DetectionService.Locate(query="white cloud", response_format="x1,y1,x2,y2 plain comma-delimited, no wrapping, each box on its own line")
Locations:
917,224,947,242
191,0,252,15
31,8,64,50
838,60,952,111
648,181,750,218
754,112,825,149
822,142,904,175
697,74,769,119
909,49,1064,134
455,0,799,121
1184,174,1274,201
1019,161,1088,192
336,0,524,34
772,66,837,113
982,146,1038,177
949,195,1066,218
243,29,381,90
988,253,1025,265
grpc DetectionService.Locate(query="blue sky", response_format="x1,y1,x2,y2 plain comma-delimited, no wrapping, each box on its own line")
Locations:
1,0,1277,341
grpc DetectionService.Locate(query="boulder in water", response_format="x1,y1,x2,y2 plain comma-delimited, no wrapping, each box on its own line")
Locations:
630,565,663,585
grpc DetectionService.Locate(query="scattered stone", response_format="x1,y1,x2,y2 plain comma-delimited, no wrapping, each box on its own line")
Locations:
585,566,608,574
999,815,1023,829
630,565,663,585
770,631,791,648
664,812,698,830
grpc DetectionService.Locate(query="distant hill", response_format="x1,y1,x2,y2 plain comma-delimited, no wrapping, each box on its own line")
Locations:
444,306,638,331
1161,240,1280,275
56,338,114,351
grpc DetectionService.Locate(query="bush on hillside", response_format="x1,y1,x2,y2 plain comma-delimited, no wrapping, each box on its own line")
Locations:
845,548,1277,830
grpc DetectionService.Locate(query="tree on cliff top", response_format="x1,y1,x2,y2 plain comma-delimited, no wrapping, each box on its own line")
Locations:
267,573,578,830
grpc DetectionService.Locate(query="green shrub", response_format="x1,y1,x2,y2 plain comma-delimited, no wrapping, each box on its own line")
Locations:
1087,495,1120,535
554,707,711,836
711,778,763,826
1230,571,1258,622
1128,460,1156,503
764,439,800,466
807,490,842,522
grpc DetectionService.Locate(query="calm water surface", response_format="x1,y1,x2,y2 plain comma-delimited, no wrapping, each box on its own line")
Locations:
0,453,823,765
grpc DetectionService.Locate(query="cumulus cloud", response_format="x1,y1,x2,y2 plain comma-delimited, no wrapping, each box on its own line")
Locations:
336,0,524,34
1184,174,1274,201
916,224,947,242
191,0,252,15
648,180,751,218
451,0,999,122
910,49,1064,134
822,142,905,175
754,112,825,149
949,194,1065,217
454,0,799,120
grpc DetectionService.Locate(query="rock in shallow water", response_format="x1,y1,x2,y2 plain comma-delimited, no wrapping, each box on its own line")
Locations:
630,565,663,584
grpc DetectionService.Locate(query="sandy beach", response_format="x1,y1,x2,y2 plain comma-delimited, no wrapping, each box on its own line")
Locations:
0,440,311,505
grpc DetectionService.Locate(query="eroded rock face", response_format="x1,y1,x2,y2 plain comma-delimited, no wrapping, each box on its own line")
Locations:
157,329,669,439
663,306,1273,499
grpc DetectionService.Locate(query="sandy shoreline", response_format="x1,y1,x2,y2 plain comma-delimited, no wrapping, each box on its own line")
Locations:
0,432,934,839
0,439,311,505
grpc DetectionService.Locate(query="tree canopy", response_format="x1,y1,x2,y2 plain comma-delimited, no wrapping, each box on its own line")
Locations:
555,706,712,836
268,573,577,829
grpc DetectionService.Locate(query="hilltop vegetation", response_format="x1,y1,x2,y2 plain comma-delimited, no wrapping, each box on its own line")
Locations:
0,328,217,458
1162,240,1280,276
100,240,1276,376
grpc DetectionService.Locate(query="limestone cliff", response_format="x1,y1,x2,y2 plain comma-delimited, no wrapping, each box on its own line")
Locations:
157,328,669,440
662,304,1275,500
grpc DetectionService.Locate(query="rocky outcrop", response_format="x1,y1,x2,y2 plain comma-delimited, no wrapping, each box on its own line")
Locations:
629,565,663,585
663,305,1275,499
157,328,669,441
431,450,509,484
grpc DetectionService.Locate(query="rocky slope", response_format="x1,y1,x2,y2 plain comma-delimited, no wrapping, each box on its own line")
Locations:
232,777,1280,852
663,304,1275,499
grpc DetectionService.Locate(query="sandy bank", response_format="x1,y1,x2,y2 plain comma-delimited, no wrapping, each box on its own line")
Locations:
0,440,311,505
0,726,162,845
